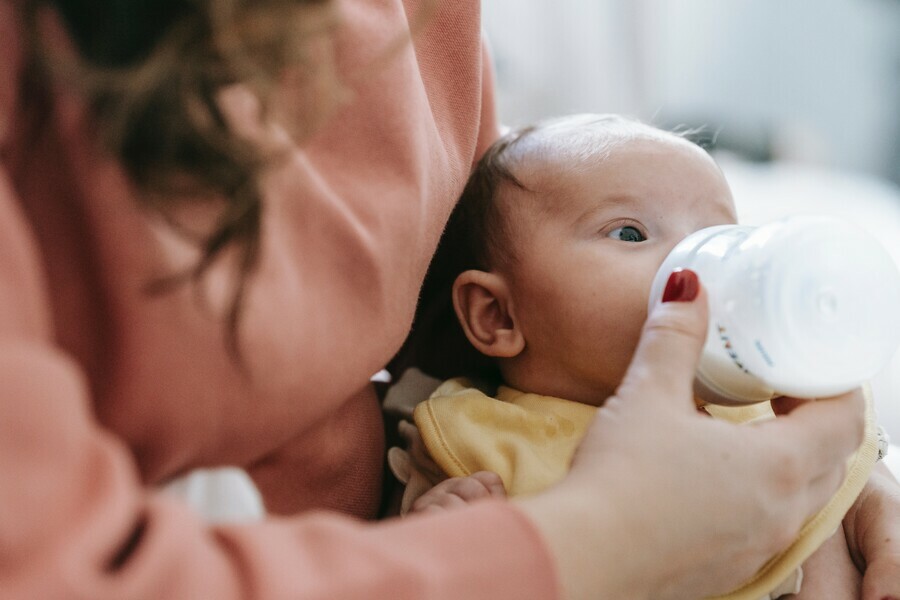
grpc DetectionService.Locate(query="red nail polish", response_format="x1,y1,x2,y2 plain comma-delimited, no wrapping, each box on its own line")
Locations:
662,269,699,303
881,596,900,600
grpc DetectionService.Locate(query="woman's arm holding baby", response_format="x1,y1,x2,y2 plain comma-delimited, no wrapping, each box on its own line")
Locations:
403,440,900,600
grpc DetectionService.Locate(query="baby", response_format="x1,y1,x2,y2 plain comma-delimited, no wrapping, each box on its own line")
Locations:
389,115,878,599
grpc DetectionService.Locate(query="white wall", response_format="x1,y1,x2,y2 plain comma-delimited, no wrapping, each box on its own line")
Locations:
482,1,642,125
639,0,900,178
482,0,900,181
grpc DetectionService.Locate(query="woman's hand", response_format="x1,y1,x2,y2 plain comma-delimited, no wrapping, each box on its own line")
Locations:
517,271,865,600
844,462,900,599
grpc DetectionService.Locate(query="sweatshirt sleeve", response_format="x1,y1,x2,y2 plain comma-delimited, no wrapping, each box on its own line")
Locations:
474,34,502,161
0,1,20,147
0,165,559,599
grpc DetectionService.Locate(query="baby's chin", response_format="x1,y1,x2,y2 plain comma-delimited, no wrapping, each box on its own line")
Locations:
553,382,622,408
500,375,613,407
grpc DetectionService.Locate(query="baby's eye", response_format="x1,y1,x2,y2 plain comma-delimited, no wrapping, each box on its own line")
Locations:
608,225,646,242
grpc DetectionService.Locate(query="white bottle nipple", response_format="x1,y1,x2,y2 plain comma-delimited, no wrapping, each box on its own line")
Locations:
648,216,900,405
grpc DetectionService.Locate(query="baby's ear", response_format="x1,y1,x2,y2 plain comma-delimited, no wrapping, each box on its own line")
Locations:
452,270,525,359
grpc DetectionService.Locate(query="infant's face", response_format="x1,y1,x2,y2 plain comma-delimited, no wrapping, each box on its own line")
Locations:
500,136,736,405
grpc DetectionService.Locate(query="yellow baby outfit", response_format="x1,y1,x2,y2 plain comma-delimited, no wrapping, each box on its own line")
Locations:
413,378,879,600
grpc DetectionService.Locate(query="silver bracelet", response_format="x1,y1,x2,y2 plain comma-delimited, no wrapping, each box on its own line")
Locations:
876,425,890,462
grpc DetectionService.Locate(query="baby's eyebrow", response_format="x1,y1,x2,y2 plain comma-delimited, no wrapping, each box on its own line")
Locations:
572,194,645,226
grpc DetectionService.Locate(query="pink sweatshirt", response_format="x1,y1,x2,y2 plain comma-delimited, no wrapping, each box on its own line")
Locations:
0,0,559,597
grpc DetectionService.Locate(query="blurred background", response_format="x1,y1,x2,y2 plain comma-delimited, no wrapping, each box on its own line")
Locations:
482,0,900,438
483,0,899,181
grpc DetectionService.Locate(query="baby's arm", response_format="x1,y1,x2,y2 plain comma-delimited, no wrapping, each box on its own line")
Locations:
793,459,900,600
843,462,900,598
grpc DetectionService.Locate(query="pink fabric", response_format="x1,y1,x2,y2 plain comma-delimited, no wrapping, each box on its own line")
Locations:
0,0,559,598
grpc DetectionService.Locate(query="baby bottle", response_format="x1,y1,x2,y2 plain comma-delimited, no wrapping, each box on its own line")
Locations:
648,215,900,406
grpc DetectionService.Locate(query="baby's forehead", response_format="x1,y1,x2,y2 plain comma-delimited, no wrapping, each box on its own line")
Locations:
512,117,684,176
499,118,689,211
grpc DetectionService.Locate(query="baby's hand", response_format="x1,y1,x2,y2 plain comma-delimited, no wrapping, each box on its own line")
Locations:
409,471,506,514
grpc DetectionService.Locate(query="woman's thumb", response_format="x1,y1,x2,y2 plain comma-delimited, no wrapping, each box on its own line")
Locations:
616,269,709,407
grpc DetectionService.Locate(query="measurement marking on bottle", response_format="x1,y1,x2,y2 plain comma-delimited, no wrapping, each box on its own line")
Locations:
717,324,752,375
754,340,774,367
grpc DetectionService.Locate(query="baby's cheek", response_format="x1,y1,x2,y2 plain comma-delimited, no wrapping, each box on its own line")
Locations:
575,323,642,392
605,306,650,382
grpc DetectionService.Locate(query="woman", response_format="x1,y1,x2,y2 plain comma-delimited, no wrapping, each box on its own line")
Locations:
0,1,895,598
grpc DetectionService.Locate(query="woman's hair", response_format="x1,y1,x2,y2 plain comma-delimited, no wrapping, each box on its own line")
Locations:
22,0,339,357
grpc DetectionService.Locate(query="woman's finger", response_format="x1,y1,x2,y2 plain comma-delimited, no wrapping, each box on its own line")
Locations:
615,270,708,411
800,464,848,527
763,388,865,481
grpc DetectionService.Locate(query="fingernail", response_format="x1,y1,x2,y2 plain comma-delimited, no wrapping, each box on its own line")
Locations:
662,269,699,303
881,596,900,600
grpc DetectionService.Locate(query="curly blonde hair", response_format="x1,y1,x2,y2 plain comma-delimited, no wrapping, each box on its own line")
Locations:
22,0,342,357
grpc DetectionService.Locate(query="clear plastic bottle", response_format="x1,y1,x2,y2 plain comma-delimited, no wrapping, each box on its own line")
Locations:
648,215,900,405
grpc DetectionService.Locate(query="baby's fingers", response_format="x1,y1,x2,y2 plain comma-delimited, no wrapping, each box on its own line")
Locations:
410,472,506,514
468,471,507,498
